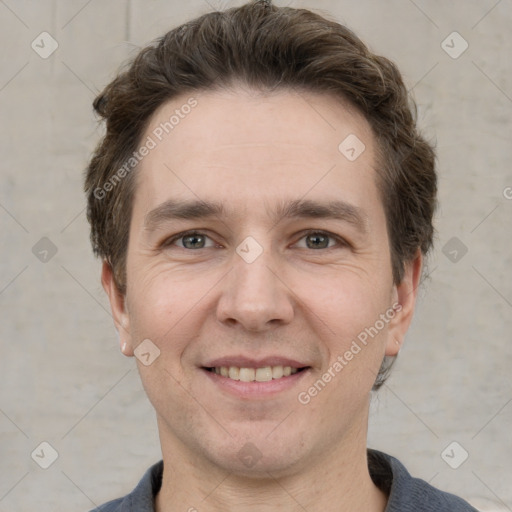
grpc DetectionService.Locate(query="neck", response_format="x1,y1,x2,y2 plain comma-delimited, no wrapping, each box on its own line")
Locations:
155,419,387,512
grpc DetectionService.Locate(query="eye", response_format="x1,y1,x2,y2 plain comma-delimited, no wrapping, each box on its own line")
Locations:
294,230,347,250
164,231,217,250
162,229,348,251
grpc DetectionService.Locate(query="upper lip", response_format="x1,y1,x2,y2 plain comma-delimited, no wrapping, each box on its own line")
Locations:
203,356,310,369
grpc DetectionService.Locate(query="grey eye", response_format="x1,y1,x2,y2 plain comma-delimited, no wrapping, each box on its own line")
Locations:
305,233,330,249
180,234,207,249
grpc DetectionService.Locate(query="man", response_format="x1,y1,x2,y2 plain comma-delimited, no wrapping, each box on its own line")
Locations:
84,1,478,510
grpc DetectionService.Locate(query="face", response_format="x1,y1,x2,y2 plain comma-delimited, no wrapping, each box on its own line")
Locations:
103,87,420,477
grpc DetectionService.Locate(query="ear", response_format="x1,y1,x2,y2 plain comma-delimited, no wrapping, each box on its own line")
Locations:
101,261,134,356
385,250,423,356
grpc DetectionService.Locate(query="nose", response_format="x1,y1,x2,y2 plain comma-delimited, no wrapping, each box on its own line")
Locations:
216,243,294,332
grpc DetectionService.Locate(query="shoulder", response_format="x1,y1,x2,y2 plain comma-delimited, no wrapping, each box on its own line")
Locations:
88,460,163,512
368,449,479,512
88,497,124,512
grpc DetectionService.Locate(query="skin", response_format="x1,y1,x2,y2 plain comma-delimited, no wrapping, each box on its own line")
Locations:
102,86,422,512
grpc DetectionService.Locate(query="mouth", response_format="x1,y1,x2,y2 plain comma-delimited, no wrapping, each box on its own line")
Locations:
203,365,310,382
200,356,312,398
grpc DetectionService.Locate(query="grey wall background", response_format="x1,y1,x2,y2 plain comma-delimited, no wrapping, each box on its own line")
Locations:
0,1,511,511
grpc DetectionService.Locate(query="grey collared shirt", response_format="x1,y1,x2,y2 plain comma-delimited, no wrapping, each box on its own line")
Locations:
89,449,479,511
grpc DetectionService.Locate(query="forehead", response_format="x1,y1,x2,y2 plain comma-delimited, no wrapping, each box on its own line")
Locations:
133,87,380,221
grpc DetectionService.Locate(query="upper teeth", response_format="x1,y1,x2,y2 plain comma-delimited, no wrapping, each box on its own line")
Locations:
212,366,299,382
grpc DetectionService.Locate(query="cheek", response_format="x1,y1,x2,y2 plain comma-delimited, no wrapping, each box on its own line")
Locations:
301,267,391,335
126,272,200,413
126,266,193,353
295,266,393,390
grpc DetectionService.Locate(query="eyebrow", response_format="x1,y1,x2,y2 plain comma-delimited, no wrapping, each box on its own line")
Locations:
271,198,368,233
144,198,368,234
144,199,225,230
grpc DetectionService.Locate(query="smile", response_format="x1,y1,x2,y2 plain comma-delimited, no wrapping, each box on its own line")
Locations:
205,365,307,382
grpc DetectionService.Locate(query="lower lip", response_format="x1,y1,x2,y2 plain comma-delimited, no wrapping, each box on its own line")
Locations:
201,368,310,399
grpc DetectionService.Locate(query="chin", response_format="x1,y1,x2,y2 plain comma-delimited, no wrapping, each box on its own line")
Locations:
213,450,305,479
203,429,311,478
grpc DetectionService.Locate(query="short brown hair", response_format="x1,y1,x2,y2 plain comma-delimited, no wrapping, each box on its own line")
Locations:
85,0,437,386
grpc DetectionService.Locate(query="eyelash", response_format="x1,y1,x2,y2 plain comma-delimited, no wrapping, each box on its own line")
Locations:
161,229,349,251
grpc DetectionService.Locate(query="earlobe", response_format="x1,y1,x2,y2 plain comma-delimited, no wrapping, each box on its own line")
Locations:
101,261,134,356
385,251,423,356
